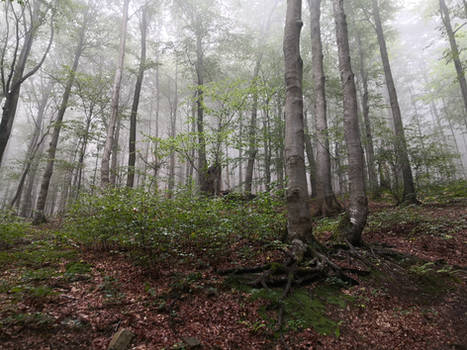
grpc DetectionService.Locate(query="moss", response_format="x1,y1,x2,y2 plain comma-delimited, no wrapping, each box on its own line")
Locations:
249,284,353,337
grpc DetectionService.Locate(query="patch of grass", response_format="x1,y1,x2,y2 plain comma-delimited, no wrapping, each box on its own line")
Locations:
0,312,55,330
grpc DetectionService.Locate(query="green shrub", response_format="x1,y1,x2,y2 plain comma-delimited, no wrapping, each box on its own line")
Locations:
0,209,30,248
64,188,286,260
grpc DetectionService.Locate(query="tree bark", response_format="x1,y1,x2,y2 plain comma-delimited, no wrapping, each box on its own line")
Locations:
101,0,130,186
33,6,88,224
304,110,317,198
284,0,313,260
372,0,417,204
333,0,368,245
127,5,148,188
308,0,342,216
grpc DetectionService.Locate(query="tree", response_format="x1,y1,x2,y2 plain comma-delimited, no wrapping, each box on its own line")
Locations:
127,3,149,188
244,0,279,195
307,0,342,216
439,0,467,119
0,0,54,167
284,0,313,260
101,0,130,186
333,0,368,245
33,1,90,224
372,0,417,204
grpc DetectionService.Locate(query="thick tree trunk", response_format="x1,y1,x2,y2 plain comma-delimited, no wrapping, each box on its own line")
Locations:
101,0,130,186
284,0,313,260
439,0,467,120
372,0,417,204
127,6,148,188
357,35,378,197
333,0,368,245
308,0,342,216
33,8,88,224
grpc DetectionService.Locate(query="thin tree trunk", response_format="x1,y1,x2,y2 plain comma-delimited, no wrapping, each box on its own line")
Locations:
110,117,121,185
284,0,313,260
32,7,88,224
168,63,178,196
244,0,279,194
333,0,368,245
357,34,378,196
308,0,342,215
127,5,148,188
439,0,467,119
101,0,130,186
372,0,417,204
304,110,317,197
195,28,208,193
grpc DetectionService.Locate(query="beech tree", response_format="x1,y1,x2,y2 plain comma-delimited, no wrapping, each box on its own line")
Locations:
307,0,342,216
33,0,91,224
333,0,368,245
283,0,313,260
101,0,130,186
372,0,417,204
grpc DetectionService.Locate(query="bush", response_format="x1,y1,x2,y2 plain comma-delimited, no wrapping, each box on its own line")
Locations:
64,188,286,260
0,210,30,248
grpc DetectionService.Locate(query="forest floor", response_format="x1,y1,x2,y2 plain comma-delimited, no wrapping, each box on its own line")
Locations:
0,194,466,349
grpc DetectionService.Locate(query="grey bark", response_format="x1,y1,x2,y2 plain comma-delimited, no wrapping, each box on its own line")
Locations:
333,0,368,245
308,0,342,215
101,0,130,186
283,0,313,260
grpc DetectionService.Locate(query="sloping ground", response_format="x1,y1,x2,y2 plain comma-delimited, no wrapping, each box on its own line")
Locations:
0,200,466,349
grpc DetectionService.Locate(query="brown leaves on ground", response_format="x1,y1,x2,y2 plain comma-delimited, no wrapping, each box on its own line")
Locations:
0,201,466,349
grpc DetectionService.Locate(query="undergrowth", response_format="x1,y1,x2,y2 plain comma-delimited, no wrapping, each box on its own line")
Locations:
64,188,286,263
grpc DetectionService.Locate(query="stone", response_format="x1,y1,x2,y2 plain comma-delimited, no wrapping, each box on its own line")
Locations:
108,329,134,350
182,336,201,349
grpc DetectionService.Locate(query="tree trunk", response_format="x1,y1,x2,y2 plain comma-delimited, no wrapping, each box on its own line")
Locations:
32,7,88,224
127,5,148,188
168,63,178,196
333,0,368,245
439,0,467,120
195,27,209,193
357,35,378,197
244,0,279,195
304,110,317,198
101,0,130,186
372,0,417,204
308,0,342,216
284,0,313,260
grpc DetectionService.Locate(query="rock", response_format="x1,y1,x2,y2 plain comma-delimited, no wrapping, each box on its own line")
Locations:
108,329,134,350
182,336,201,349
206,287,219,297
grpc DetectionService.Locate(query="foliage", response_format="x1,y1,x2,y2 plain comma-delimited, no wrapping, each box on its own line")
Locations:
0,209,30,248
64,188,286,262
